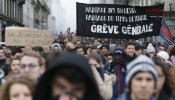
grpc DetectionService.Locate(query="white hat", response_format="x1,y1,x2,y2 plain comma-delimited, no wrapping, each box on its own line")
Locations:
157,51,169,61
147,43,155,53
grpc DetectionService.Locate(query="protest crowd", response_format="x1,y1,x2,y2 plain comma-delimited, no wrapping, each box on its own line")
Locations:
0,32,175,100
0,1,174,100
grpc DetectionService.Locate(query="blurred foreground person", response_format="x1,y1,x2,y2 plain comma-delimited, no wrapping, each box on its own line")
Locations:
152,56,171,100
0,75,36,100
20,50,45,80
118,55,158,100
33,53,102,100
88,53,116,100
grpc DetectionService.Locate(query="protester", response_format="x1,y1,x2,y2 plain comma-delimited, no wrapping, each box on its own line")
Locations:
7,57,21,79
110,47,127,99
135,44,142,56
0,75,36,100
76,46,85,55
0,46,9,84
20,50,45,80
152,56,171,100
118,55,158,100
158,45,166,52
88,53,116,100
51,43,62,55
157,51,172,66
146,43,156,58
33,53,102,100
125,42,137,65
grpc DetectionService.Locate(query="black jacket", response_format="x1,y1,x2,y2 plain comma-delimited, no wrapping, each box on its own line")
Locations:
125,54,137,66
33,53,102,100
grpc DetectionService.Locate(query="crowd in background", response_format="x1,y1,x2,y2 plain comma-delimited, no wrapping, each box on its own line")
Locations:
0,34,175,100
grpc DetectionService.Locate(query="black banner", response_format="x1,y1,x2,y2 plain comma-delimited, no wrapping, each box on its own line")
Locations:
76,3,164,39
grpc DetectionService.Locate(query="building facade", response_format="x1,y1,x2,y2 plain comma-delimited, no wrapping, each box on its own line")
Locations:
90,0,127,4
128,0,175,43
0,0,25,42
23,0,34,28
33,0,50,29
129,0,175,37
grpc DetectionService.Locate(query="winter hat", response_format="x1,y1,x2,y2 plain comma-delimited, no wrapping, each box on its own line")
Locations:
51,43,62,51
157,51,169,61
125,55,158,87
146,43,155,53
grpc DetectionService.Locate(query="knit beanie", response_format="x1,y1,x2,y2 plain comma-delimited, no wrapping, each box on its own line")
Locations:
146,43,155,53
157,51,169,61
125,55,158,87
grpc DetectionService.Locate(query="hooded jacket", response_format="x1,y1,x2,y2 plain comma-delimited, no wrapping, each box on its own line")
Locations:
33,53,102,100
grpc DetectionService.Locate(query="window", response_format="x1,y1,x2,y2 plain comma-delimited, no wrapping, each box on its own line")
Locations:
14,1,16,19
11,0,14,19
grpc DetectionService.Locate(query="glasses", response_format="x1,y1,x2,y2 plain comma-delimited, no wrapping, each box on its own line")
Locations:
21,63,38,69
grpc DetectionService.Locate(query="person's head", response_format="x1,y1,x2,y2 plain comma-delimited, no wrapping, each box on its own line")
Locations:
0,46,5,59
51,43,62,54
10,57,21,74
152,56,167,93
101,48,109,57
157,51,169,63
33,53,101,100
20,50,44,79
135,44,142,56
158,45,166,52
125,55,158,100
76,47,84,55
97,45,102,54
146,43,156,58
125,42,136,57
88,53,103,68
0,75,36,100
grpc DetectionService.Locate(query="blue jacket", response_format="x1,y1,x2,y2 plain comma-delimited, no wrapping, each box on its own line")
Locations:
103,62,126,100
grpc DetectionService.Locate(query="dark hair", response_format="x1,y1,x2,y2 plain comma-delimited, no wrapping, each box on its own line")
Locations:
152,56,167,75
125,42,135,49
152,56,172,95
53,66,87,86
0,46,3,50
170,46,175,56
11,47,23,56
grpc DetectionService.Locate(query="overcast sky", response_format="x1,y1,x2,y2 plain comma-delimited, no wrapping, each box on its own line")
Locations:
52,0,90,33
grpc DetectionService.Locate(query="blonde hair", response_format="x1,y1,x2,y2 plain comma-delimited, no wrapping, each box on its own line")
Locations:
88,53,103,65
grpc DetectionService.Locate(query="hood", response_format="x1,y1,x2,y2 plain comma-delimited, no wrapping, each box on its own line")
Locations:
147,43,155,53
33,53,101,100
51,43,62,52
